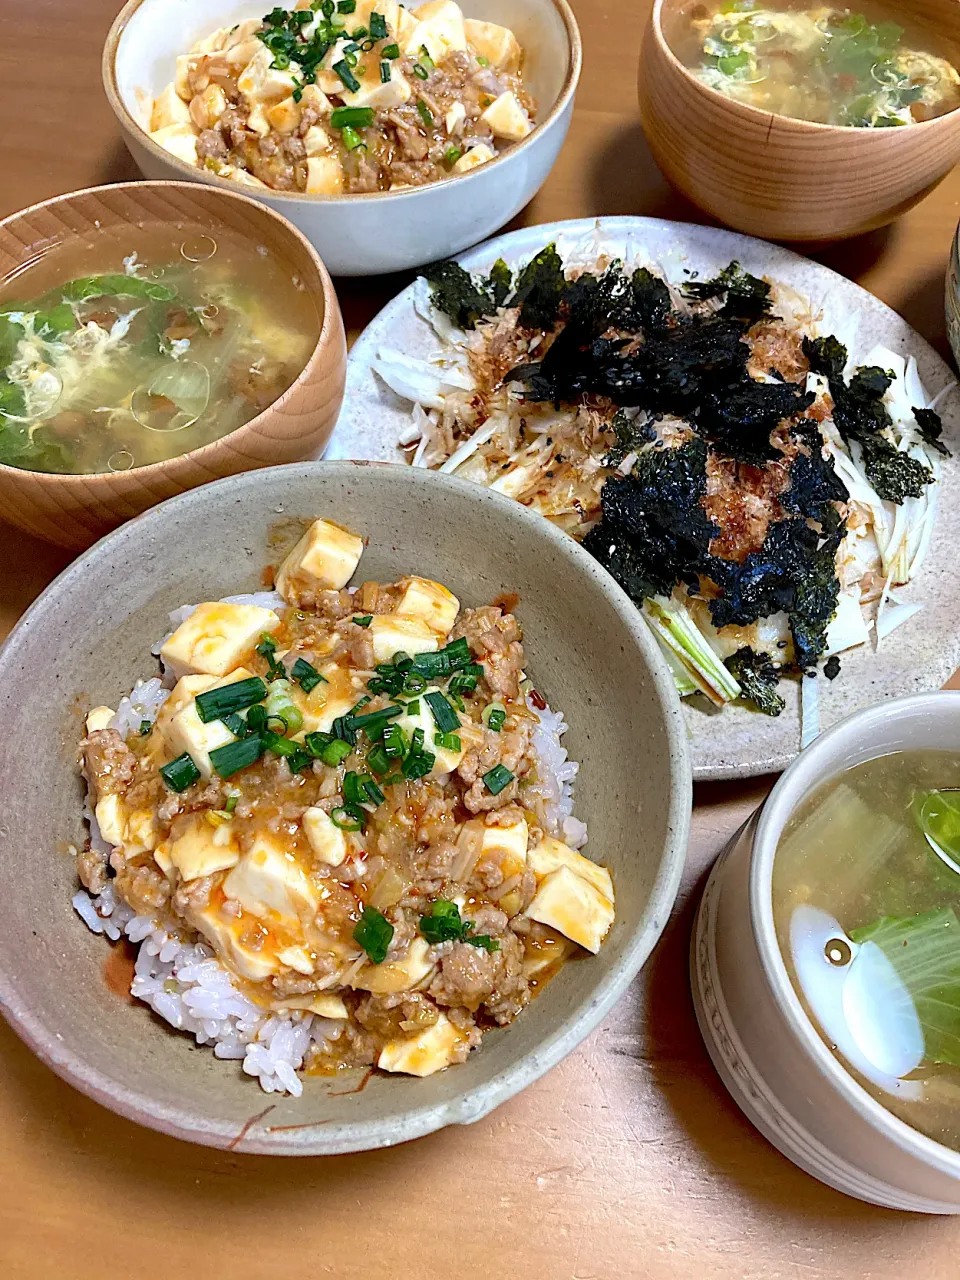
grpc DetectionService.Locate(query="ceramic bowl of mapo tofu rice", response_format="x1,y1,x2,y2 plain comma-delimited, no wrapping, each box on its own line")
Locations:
103,0,581,275
0,462,689,1152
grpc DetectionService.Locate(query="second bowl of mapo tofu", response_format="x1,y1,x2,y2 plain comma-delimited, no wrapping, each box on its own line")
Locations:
104,0,582,273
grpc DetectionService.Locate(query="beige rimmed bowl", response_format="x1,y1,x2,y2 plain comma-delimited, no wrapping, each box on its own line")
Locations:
693,692,960,1211
0,461,690,1154
0,181,346,551
102,0,581,276
638,0,960,242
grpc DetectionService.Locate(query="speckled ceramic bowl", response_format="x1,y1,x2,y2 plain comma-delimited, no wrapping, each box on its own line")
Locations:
0,461,690,1154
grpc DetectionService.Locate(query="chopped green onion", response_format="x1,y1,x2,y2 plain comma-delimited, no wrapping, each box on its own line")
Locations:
403,670,426,693
246,703,269,733
467,934,500,952
304,732,353,767
330,105,375,129
379,772,405,787
343,39,360,52
382,723,405,758
325,0,337,14
343,770,367,805
353,614,373,627
353,904,393,961
424,690,459,734
402,746,435,780
261,728,298,758
333,58,360,91
195,676,267,724
412,636,471,678
482,764,514,794
413,64,429,80
332,804,366,832
418,45,434,70
139,719,152,736
477,54,489,66
382,41,400,58
264,680,304,735
336,0,355,10
369,10,388,38
256,633,285,681
419,898,465,944
288,747,314,774
332,715,357,745
291,656,326,694
482,702,506,731
224,792,240,814
367,743,391,775
436,732,461,752
349,704,403,737
160,752,201,793
210,737,264,779
349,25,369,39
380,59,391,82
404,699,421,716
443,146,461,168
448,663,482,694
221,712,247,738
363,777,385,805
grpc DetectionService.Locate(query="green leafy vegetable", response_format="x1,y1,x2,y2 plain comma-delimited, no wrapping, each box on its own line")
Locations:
59,275,176,303
850,908,960,1067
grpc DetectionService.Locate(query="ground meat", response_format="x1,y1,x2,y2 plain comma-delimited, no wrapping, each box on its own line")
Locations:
77,845,109,894
196,127,229,161
451,606,525,701
429,929,529,1023
355,991,441,1039
457,721,531,813
114,861,170,915
81,728,137,799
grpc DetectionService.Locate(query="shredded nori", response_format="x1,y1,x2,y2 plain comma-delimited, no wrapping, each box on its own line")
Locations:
725,646,786,717
421,260,499,331
512,244,565,331
914,405,950,457
603,409,656,467
682,262,774,326
803,336,934,502
824,655,842,680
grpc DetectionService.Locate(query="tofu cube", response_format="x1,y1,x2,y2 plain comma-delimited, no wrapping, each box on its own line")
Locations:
525,865,614,954
480,90,532,142
395,577,460,636
395,684,465,776
85,706,115,735
349,0,401,33
464,18,522,74
303,124,333,157
481,816,529,879
152,82,192,131
302,806,348,867
277,944,316,975
175,54,199,100
160,667,254,779
167,813,241,880
395,5,419,44
444,100,466,136
150,123,199,167
275,518,364,602
160,602,280,679
189,83,227,131
246,103,272,137
353,938,436,994
224,38,263,69
154,674,219,737
368,614,440,664
339,55,412,110
223,832,319,926
123,808,159,857
305,155,344,195
238,44,299,105
95,794,127,847
299,84,333,114
221,166,270,188
378,1011,467,1075
453,143,495,174
267,95,301,134
191,24,230,54
187,900,280,981
404,0,468,62
224,18,262,49
528,835,614,902
290,665,367,739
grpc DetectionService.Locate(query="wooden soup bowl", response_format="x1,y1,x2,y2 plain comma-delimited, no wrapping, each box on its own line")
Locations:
0,182,346,550
638,0,960,241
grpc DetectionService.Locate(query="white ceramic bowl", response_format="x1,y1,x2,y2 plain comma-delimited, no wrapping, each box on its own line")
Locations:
692,692,960,1212
102,0,580,277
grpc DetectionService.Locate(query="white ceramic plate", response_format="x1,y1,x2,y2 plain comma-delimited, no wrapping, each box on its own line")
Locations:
326,215,960,781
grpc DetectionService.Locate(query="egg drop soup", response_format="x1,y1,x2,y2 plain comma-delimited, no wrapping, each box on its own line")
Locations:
673,1,960,127
0,221,320,475
774,751,960,1152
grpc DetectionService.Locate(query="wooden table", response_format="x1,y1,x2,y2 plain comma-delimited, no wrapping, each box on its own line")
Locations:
2,1,960,1275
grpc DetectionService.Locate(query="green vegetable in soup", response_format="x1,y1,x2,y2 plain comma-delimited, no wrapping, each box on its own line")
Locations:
58,274,177,303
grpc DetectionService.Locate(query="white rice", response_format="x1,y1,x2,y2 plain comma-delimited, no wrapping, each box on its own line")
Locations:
76,598,587,1094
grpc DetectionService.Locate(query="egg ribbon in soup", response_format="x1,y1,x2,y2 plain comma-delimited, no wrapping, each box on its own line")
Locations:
682,1,960,127
0,223,318,475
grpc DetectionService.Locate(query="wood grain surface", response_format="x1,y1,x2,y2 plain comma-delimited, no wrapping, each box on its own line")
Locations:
1,0,960,1275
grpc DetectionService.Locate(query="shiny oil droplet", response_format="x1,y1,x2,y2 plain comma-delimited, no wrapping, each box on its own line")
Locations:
180,235,217,263
108,450,134,472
